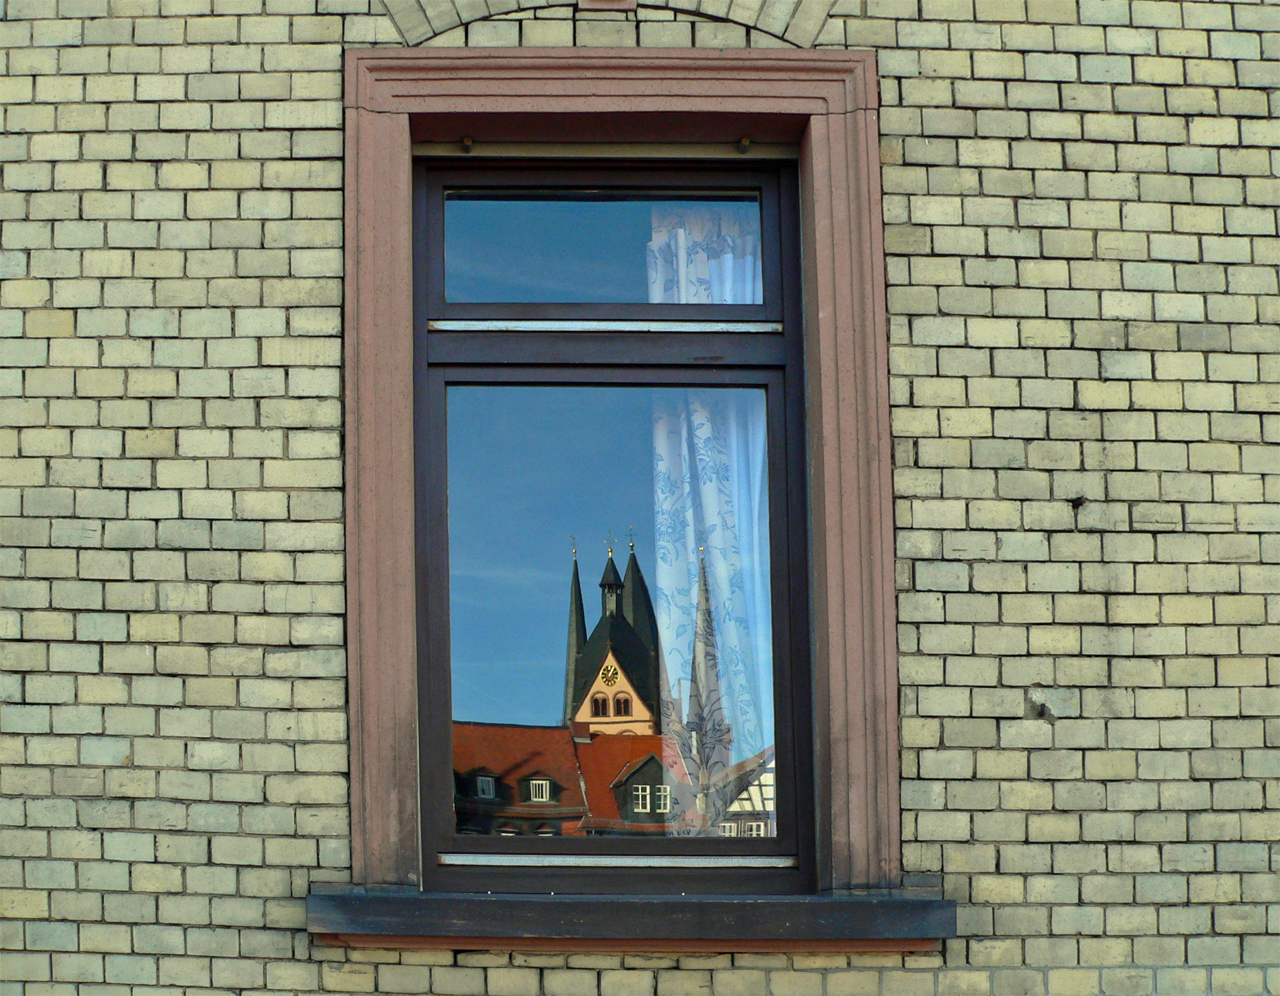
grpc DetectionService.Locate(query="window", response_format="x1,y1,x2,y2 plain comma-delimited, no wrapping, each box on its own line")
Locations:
655,785,671,815
326,49,953,947
529,779,552,803
718,822,738,837
745,821,767,838
418,161,807,894
475,775,495,800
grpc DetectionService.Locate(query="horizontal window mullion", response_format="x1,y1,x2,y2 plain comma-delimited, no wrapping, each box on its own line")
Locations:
423,332,787,367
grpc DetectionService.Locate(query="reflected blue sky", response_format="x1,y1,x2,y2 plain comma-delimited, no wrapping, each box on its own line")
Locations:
448,386,659,725
444,194,760,303
446,199,652,303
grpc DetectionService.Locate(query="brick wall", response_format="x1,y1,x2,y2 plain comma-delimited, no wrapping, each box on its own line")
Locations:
2,1,1277,994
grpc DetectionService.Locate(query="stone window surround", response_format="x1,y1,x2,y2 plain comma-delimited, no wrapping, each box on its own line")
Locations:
327,46,945,946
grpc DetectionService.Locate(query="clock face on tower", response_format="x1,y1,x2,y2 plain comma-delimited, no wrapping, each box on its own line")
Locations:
600,663,620,687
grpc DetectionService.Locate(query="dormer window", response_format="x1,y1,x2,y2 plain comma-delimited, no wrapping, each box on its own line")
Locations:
591,694,609,718
655,785,671,814
529,779,551,803
632,784,651,814
613,694,631,717
475,775,495,800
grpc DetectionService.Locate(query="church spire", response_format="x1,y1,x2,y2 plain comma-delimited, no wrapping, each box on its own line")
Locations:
621,543,659,661
599,548,624,618
622,541,669,736
687,550,731,815
563,548,587,726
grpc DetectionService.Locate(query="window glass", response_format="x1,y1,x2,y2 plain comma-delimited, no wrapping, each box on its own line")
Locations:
448,385,778,839
444,192,763,304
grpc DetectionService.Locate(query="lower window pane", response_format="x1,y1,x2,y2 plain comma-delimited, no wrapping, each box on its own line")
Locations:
447,385,777,839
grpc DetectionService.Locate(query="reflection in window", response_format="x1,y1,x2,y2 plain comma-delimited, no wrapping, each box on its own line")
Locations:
449,386,777,838
648,202,762,305
444,193,762,305
475,775,495,800
718,823,738,837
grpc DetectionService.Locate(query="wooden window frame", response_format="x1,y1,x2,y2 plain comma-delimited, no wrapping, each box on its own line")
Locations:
424,167,784,323
327,48,948,946
416,161,812,896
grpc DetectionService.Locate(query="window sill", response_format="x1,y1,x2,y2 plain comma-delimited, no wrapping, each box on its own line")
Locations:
306,886,955,952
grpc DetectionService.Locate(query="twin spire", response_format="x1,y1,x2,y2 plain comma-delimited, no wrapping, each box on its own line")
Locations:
562,541,733,814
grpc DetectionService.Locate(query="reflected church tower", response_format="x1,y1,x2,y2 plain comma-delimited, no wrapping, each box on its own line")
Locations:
564,545,663,737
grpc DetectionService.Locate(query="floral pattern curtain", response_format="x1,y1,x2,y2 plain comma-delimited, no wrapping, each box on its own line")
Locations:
652,389,773,786
646,203,764,305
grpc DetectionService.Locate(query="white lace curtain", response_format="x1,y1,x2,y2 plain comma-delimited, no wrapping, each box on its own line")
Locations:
645,203,764,305
652,389,773,782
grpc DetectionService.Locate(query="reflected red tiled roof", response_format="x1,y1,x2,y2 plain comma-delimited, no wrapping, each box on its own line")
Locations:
452,722,587,813
574,733,688,825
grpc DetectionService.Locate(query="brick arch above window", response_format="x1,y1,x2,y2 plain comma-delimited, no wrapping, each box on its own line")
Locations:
378,0,831,48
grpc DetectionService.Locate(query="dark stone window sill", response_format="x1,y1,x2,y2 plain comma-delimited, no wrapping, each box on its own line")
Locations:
307,887,955,952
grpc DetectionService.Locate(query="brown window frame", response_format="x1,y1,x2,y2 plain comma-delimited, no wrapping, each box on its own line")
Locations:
416,161,812,896
424,167,784,323
322,48,953,948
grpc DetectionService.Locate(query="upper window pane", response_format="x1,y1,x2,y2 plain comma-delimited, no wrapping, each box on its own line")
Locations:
444,192,764,305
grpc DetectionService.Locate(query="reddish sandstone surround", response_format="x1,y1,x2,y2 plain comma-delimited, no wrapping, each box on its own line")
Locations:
343,49,896,892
